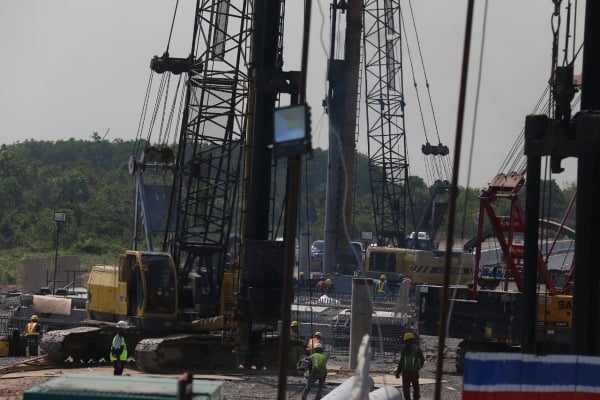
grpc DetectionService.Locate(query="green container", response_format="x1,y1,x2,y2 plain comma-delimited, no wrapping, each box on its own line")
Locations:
24,374,223,399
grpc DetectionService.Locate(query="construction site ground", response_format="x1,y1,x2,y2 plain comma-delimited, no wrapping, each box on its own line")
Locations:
0,335,463,399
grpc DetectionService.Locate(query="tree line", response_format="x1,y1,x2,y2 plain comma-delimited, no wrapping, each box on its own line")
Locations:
0,139,576,286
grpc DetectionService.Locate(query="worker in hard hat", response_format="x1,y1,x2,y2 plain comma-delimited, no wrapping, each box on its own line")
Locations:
298,271,307,288
290,320,299,340
24,315,41,356
301,342,328,400
315,278,334,294
306,331,322,354
395,332,425,400
374,274,391,298
110,320,129,376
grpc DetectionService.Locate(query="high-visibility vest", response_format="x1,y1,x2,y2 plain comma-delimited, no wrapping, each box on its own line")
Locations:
311,352,328,374
376,280,387,293
401,343,423,372
24,322,39,337
110,334,128,362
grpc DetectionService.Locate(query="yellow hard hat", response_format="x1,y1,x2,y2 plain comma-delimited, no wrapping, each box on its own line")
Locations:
291,320,299,327
380,274,386,280
404,332,415,341
300,272,305,276
325,279,332,285
314,331,323,338
31,315,38,321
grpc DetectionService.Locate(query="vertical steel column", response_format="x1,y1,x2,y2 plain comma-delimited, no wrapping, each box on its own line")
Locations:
522,115,545,354
52,223,61,293
245,0,280,241
573,1,600,356
323,0,362,274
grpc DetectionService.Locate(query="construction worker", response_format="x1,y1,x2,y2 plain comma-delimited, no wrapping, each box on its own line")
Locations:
110,320,129,375
395,332,425,400
306,331,322,354
315,278,333,294
298,271,307,288
290,320,299,340
301,342,328,400
24,315,41,356
399,273,415,300
374,274,391,297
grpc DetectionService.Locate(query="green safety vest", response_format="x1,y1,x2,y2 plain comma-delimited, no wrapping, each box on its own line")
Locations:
110,334,128,362
401,343,421,372
311,352,328,374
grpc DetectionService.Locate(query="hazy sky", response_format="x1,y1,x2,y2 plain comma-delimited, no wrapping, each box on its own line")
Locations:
0,1,582,188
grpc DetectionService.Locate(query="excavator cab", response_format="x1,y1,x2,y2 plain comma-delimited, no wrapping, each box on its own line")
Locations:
87,251,178,331
134,253,178,316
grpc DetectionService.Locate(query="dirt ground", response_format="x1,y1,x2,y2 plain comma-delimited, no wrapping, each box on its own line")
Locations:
0,336,463,399
0,363,462,400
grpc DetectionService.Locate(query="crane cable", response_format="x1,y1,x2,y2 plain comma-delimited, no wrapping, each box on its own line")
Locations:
146,74,170,146
495,1,583,179
460,0,581,246
435,0,475,398
540,0,566,259
459,0,489,239
406,0,453,180
133,70,156,157
165,0,180,55
132,0,182,158
400,5,451,185
498,86,551,176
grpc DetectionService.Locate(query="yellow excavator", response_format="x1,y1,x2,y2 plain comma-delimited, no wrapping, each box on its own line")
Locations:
42,248,303,372
41,250,263,372
364,179,474,288
364,245,474,286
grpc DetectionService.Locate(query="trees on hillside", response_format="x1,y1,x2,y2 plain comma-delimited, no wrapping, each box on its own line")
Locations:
0,139,577,285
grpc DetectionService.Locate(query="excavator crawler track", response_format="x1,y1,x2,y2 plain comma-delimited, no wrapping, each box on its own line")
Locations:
135,334,306,373
40,326,105,364
41,325,305,373
135,334,240,373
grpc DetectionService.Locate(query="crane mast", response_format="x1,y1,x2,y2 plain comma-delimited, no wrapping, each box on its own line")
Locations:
323,0,363,274
131,1,252,316
157,2,252,315
323,0,447,272
362,0,409,247
140,0,305,366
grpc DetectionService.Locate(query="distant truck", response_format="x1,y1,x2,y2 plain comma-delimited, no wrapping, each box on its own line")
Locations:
364,246,474,288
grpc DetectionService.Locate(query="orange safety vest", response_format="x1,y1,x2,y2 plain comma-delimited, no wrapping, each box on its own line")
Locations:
316,280,330,293
25,322,39,337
